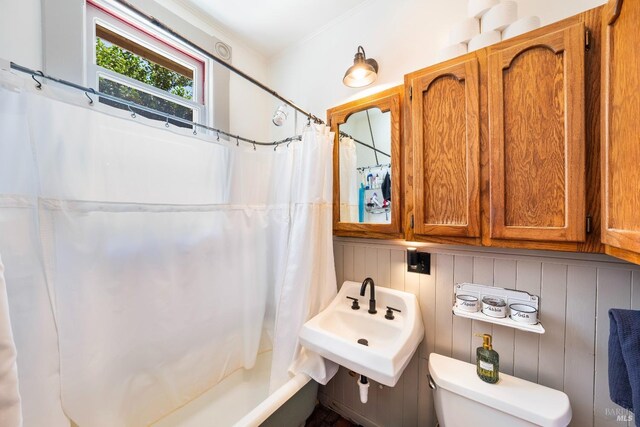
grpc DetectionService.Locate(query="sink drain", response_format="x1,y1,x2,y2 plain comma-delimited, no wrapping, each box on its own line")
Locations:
357,338,368,346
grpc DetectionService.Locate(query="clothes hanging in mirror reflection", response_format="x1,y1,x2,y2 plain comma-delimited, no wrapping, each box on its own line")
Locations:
381,172,391,202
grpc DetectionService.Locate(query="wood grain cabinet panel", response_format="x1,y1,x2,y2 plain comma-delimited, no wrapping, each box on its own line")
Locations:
406,54,481,238
487,22,586,242
602,0,640,261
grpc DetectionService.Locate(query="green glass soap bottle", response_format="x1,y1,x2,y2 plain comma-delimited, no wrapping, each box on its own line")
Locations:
476,333,499,384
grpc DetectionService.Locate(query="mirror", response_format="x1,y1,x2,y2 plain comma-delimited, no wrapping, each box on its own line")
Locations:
328,87,402,237
339,108,392,223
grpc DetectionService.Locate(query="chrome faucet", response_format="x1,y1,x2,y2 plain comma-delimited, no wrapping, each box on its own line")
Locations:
360,277,377,314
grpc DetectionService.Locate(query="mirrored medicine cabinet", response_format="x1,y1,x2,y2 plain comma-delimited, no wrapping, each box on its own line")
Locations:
328,86,403,239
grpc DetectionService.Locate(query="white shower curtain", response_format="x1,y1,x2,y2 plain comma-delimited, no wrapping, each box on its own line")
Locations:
269,125,338,392
339,137,359,222
0,70,336,426
0,256,22,427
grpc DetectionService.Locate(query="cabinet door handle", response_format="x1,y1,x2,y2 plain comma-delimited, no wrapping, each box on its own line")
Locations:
609,0,623,24
585,29,591,51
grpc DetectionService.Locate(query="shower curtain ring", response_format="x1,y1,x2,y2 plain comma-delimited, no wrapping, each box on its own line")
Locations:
193,127,197,135
85,88,95,105
128,105,136,118
32,71,44,89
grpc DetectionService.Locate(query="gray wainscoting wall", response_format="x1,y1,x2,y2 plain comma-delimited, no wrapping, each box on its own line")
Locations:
319,238,640,427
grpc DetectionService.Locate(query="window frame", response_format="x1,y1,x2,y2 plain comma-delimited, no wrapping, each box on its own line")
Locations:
85,0,214,127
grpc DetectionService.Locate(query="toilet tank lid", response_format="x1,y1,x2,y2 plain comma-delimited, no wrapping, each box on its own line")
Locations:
428,353,572,427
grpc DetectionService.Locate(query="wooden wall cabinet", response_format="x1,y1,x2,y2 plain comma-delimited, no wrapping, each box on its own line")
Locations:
486,21,586,243
405,54,481,243
601,0,640,264
405,11,604,252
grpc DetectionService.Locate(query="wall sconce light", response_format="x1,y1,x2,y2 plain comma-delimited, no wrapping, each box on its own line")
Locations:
343,45,379,88
272,104,288,126
407,247,431,275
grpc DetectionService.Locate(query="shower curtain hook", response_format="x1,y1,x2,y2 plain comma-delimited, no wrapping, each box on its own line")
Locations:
273,143,278,152
127,105,136,118
193,127,197,135
32,70,44,89
236,136,239,147
217,132,220,142
253,141,257,151
165,117,170,128
85,88,95,105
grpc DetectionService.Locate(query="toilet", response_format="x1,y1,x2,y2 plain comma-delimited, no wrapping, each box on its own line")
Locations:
429,353,572,427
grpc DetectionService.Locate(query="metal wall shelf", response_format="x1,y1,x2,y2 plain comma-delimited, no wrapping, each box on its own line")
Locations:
452,306,545,334
453,282,545,334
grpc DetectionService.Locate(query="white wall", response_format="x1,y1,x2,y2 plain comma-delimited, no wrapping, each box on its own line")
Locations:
152,0,272,142
0,0,271,142
267,0,606,128
0,0,42,70
340,108,391,168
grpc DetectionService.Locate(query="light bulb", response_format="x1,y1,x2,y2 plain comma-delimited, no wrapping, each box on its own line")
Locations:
352,68,368,79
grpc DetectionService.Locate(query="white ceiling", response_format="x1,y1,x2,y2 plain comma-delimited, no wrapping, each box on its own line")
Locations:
179,0,370,57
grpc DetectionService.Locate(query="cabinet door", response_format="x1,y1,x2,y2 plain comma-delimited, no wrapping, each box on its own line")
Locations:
329,87,404,239
602,0,640,257
488,22,586,242
407,55,481,238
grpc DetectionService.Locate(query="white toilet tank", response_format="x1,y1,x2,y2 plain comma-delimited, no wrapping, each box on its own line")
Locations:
428,353,572,427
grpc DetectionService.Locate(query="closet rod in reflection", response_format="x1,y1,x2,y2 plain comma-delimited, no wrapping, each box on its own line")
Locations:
357,163,391,172
112,0,324,125
9,62,301,149
339,131,390,158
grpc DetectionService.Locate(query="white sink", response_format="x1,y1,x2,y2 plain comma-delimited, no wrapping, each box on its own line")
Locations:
299,280,424,387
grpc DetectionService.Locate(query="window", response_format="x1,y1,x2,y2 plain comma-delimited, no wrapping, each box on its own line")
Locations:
86,0,211,128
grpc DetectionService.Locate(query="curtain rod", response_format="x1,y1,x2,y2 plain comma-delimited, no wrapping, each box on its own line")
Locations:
365,110,380,165
10,62,302,148
339,131,390,158
112,0,324,125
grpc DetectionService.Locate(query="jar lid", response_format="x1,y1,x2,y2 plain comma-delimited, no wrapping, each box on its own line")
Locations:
482,296,506,307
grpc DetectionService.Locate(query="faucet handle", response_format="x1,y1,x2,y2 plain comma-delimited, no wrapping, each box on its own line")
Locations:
385,306,402,320
347,296,360,310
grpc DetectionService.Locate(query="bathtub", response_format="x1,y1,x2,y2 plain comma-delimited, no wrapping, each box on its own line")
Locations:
152,351,318,427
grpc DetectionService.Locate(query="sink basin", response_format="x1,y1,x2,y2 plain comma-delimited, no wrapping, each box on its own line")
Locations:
299,281,424,387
